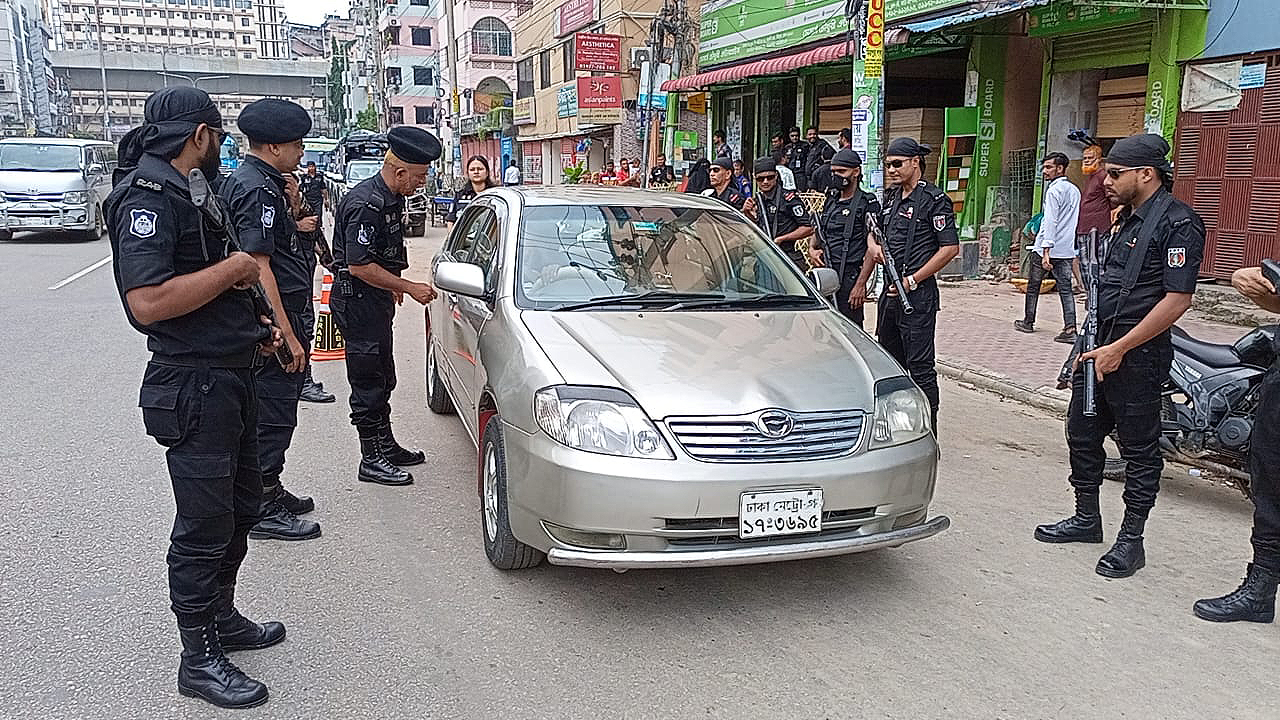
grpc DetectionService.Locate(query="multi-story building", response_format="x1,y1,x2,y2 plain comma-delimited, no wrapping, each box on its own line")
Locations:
439,0,516,176
286,21,325,58
50,0,288,61
380,0,441,130
1,0,61,136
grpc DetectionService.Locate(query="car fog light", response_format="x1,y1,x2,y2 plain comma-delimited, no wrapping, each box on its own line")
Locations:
893,508,928,529
543,522,626,550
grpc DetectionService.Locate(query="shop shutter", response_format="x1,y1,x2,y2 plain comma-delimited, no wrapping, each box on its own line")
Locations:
1051,25,1152,71
1175,55,1280,279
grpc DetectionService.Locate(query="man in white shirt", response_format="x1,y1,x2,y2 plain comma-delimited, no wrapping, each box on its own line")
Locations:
503,155,521,186
1015,152,1081,343
774,150,796,191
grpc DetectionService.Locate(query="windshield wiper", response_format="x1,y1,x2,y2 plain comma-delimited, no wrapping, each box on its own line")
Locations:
552,291,726,311
664,293,822,311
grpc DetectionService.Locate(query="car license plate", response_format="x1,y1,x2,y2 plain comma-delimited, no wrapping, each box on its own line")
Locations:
739,488,822,539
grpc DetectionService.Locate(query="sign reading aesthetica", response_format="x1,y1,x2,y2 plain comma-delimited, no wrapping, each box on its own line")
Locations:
577,76,622,125
575,33,622,72
698,0,970,66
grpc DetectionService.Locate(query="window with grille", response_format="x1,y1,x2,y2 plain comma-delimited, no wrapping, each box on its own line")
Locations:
415,106,434,124
389,106,404,125
561,40,573,80
516,57,533,99
411,27,430,46
413,66,433,86
471,17,511,57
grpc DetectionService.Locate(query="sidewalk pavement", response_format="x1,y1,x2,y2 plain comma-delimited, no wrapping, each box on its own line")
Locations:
922,281,1251,414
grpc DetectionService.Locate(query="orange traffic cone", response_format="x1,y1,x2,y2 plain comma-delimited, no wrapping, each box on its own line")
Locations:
312,272,345,362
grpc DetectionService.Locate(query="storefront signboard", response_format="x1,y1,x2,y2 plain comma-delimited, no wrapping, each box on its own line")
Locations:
557,0,597,37
577,76,623,125
1027,2,1142,37
852,0,885,192
575,33,622,72
699,0,849,67
557,84,578,118
513,97,535,125
886,0,970,22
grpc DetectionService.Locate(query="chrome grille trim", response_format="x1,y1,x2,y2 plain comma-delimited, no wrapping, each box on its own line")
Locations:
3,192,64,203
666,409,865,462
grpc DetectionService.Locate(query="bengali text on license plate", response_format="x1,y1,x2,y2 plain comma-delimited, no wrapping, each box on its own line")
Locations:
739,488,822,539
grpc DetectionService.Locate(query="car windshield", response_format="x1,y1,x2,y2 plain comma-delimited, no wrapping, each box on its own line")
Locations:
0,144,82,171
347,163,379,182
516,204,816,310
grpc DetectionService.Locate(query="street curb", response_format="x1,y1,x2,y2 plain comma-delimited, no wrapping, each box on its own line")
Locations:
936,358,1070,416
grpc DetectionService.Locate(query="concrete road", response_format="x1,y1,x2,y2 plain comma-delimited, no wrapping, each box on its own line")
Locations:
2,223,1277,720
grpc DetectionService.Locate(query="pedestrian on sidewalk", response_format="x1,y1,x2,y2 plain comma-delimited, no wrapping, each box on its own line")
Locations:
868,137,959,433
1193,265,1280,623
714,129,733,161
1015,152,1079,343
1075,144,1111,292
1035,133,1204,580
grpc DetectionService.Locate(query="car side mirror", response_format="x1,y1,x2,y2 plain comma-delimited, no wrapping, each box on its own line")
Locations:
87,163,105,176
435,261,487,299
807,267,839,297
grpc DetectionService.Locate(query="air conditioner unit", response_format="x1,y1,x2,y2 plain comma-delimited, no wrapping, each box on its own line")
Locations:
629,47,650,69
389,19,400,28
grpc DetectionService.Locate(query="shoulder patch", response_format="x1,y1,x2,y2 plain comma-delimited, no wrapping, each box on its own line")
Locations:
357,225,373,245
1168,247,1186,268
933,215,949,232
133,177,163,192
129,208,158,238
261,204,275,229
793,204,805,217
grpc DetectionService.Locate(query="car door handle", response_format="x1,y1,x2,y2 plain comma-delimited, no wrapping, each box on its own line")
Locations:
445,293,458,307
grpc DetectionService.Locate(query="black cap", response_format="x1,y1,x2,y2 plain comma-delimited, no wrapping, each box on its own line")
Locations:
387,126,442,165
711,157,733,171
144,86,221,127
831,148,862,168
1106,133,1173,174
885,136,931,158
753,157,776,174
237,99,311,143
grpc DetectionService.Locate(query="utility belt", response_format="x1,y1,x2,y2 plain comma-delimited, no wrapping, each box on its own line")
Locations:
150,350,259,369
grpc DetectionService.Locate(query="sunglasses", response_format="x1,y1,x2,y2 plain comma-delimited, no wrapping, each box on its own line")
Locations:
754,174,778,182
1105,166,1144,179
884,158,909,169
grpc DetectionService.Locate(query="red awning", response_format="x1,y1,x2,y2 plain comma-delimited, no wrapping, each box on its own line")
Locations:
661,38,858,92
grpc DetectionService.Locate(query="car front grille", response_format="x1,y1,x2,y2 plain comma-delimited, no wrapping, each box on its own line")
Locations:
3,192,63,203
666,409,865,462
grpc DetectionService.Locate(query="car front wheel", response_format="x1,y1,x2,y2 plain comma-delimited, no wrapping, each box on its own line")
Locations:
425,340,454,415
480,418,544,570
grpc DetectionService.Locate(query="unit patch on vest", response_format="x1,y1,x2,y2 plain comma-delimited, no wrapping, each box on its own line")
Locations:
1168,247,1186,268
129,208,157,238
933,215,948,232
358,225,372,245
793,204,805,217
262,204,275,229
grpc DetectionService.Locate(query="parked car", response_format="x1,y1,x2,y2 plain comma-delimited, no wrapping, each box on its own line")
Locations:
426,186,949,571
0,138,116,241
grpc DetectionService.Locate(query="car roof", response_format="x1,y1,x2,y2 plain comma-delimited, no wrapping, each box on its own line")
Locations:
0,137,109,147
487,186,728,211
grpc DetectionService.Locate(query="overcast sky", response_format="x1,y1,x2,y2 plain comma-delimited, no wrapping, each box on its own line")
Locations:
282,0,350,26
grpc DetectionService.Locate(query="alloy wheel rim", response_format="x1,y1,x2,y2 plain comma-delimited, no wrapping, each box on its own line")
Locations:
483,442,499,543
427,344,437,386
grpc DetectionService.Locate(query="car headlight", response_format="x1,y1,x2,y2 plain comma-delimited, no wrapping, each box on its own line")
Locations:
869,376,932,449
63,191,88,205
534,386,674,459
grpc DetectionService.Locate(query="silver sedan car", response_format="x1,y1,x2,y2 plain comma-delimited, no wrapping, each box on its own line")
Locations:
426,186,948,570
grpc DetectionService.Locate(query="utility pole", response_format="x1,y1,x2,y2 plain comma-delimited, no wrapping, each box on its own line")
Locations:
662,0,686,164
639,7,666,188
443,0,460,179
89,0,109,140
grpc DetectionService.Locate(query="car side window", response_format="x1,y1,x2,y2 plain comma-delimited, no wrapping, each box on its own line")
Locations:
447,205,486,258
466,206,501,287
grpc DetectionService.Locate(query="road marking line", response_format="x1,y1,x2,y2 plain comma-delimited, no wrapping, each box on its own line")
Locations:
48,255,111,290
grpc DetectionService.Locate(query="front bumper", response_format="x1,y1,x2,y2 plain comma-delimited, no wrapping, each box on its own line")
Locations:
547,515,950,569
0,205,93,231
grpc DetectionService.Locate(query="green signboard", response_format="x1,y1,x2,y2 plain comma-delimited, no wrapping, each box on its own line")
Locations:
699,0,850,67
1027,2,1142,37
887,0,971,22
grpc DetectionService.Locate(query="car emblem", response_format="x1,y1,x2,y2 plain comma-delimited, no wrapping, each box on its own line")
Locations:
757,410,794,439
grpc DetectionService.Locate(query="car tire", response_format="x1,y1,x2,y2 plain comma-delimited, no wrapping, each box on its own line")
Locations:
0,230,11,242
79,207,103,241
426,340,454,415
480,419,544,571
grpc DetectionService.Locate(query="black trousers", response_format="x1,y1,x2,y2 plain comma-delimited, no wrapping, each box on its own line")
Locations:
1066,339,1171,517
877,290,940,429
1023,252,1077,329
834,263,865,328
254,307,308,486
139,361,261,626
1250,367,1280,573
332,290,396,430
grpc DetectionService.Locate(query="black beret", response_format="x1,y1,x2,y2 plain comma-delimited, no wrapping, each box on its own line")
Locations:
1106,133,1173,174
831,148,863,168
237,99,311,143
753,157,776,174
711,157,733,171
144,86,221,127
885,136,931,158
387,126,442,165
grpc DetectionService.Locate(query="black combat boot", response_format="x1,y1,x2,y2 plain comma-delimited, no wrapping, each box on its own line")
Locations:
1096,509,1147,578
299,370,335,403
358,430,413,486
376,421,426,466
177,622,269,709
249,487,322,541
215,585,287,652
276,485,315,515
1035,491,1103,543
1193,564,1280,623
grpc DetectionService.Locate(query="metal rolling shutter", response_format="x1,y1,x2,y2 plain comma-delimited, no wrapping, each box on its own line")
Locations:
1051,24,1153,71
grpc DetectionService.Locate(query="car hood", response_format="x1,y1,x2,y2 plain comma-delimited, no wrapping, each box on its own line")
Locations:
0,170,83,194
520,309,901,419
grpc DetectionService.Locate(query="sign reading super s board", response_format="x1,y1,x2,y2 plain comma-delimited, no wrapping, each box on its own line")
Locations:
698,0,971,67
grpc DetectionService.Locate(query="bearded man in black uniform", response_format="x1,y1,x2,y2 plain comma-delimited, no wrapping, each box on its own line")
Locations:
743,156,812,268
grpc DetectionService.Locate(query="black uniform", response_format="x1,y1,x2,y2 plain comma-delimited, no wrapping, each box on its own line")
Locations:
446,183,480,223
877,180,958,428
1066,187,1204,517
753,185,812,267
649,164,675,186
1249,359,1280,571
108,152,269,628
805,139,835,184
297,172,326,344
817,188,880,327
332,173,408,432
712,183,747,211
784,141,810,191
299,172,325,233
219,156,309,491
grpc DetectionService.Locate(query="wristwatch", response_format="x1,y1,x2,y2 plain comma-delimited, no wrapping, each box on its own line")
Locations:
907,274,919,292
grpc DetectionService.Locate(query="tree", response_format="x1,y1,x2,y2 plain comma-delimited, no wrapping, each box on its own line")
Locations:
327,38,351,132
355,105,379,131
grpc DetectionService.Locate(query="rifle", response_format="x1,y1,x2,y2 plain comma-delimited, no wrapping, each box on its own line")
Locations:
867,209,913,315
1066,228,1100,416
187,168,294,368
